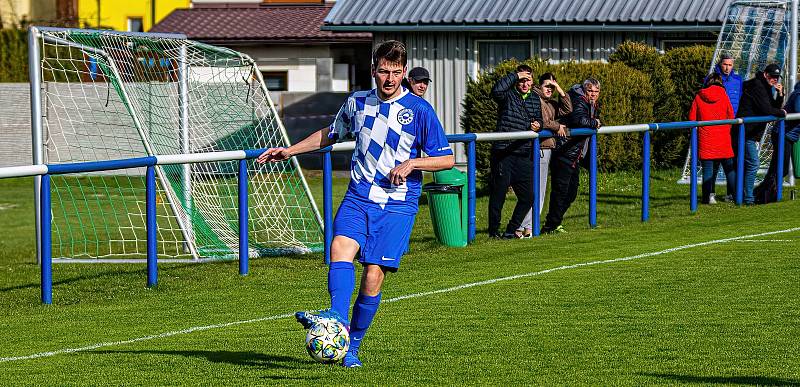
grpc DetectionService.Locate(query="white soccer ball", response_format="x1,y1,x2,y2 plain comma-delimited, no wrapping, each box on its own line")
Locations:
305,319,350,363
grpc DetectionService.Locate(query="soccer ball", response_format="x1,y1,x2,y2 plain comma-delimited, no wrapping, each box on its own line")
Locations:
305,319,350,363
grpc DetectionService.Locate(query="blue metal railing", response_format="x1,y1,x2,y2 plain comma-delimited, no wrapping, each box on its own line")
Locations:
0,114,793,304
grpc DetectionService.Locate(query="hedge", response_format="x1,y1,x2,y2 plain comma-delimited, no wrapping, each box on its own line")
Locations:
461,58,654,190
0,29,28,82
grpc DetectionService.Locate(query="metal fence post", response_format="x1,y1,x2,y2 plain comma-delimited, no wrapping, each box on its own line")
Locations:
642,130,651,222
690,127,698,213
736,123,745,205
467,139,477,242
778,120,785,202
238,159,249,275
532,137,541,236
146,165,157,288
589,133,597,228
40,173,52,305
323,151,333,265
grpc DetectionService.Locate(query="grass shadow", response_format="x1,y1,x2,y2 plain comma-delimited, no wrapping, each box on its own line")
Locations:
92,349,315,373
641,372,800,386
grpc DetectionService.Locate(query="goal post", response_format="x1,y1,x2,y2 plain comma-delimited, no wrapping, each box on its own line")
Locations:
30,27,324,262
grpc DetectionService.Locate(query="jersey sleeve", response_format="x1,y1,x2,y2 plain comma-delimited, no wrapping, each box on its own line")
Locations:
328,96,356,142
420,105,453,157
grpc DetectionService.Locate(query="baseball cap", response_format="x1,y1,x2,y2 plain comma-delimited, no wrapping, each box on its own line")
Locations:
408,67,431,82
764,63,782,78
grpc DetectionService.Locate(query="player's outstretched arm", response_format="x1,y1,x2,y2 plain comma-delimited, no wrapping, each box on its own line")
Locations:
388,154,455,186
257,127,336,163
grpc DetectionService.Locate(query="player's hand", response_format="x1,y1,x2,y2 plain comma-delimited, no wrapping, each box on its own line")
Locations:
257,147,292,163
557,124,567,137
388,160,415,186
531,121,541,130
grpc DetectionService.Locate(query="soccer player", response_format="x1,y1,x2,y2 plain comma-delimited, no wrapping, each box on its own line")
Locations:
257,40,454,368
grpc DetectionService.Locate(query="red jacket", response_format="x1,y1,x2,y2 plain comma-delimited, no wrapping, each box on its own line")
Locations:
688,85,734,160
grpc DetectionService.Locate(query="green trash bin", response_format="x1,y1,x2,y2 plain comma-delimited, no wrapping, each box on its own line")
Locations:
422,168,467,247
793,141,800,179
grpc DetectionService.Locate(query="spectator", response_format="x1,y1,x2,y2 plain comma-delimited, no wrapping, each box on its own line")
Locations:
516,72,572,238
541,78,601,235
707,53,743,114
754,80,800,203
689,73,736,204
488,65,544,239
735,63,786,204
402,67,431,97
705,53,743,201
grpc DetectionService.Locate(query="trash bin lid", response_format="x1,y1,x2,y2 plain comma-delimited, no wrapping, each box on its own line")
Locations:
422,182,462,193
433,167,466,186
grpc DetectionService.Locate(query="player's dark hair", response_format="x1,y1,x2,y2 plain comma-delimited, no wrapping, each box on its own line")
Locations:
373,40,407,68
538,72,556,85
516,64,533,74
704,72,724,88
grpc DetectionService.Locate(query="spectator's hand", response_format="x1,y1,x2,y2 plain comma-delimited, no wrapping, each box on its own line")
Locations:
550,80,565,96
517,71,532,82
595,119,602,128
531,121,541,130
557,124,567,137
389,159,415,186
257,147,292,163
775,83,784,95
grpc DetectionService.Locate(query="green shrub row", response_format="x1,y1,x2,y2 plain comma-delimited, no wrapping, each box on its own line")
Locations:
0,29,28,82
461,42,715,190
461,58,654,189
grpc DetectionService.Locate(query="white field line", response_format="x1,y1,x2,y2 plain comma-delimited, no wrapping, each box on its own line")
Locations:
2,227,798,363
734,239,794,242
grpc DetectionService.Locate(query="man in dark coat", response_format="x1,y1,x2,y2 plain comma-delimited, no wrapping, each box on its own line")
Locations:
735,63,786,204
487,64,544,238
541,78,601,234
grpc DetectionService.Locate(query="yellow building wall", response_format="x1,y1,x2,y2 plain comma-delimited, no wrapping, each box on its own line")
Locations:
78,0,189,31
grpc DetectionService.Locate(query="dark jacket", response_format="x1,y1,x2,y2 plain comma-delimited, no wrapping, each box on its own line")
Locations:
555,84,600,166
491,72,544,155
709,65,743,114
737,71,785,141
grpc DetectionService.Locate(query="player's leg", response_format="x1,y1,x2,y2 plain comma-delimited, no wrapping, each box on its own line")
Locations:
343,209,414,367
296,198,364,328
343,264,387,367
328,236,360,324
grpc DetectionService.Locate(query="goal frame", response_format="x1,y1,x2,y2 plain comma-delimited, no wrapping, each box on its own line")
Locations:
28,26,323,263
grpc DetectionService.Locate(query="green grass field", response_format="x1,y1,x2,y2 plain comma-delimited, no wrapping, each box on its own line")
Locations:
1,169,799,386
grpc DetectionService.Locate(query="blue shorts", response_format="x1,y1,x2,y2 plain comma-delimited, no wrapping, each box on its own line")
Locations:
333,197,416,271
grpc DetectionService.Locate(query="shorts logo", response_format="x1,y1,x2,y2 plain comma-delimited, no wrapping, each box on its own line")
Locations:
380,256,396,261
397,108,414,125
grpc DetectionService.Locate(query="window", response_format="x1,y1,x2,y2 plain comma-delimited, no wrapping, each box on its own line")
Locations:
478,41,532,70
127,17,143,32
262,71,288,91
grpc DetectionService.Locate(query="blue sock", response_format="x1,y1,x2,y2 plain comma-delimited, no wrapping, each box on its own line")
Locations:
348,292,382,353
327,261,355,325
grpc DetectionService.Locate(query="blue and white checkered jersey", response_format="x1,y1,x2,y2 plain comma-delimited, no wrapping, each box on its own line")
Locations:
329,87,453,214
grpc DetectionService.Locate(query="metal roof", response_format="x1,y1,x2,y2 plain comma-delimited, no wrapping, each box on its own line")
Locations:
324,0,732,31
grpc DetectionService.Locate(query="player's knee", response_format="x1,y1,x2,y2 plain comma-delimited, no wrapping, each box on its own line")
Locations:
360,266,385,295
331,236,359,262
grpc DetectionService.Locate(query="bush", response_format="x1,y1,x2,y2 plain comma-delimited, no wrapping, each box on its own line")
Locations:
461,58,654,190
0,29,28,82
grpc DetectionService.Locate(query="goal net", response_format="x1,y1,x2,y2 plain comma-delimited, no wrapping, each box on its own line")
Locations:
678,0,790,184
34,28,323,261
